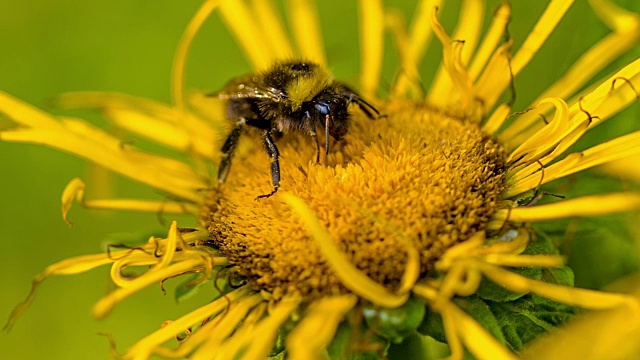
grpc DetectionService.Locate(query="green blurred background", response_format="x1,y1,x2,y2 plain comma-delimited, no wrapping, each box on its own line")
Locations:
0,1,638,359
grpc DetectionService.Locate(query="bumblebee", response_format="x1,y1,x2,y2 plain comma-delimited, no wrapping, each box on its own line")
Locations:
211,60,380,199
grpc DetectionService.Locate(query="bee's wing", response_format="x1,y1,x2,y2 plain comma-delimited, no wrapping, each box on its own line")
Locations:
210,75,285,101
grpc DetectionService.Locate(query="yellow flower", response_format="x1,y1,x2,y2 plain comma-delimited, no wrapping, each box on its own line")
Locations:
2,0,640,359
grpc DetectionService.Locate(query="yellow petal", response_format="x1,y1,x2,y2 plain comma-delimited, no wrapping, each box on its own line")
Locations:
500,1,639,142
95,257,208,319
506,118,590,184
186,295,264,360
478,261,640,311
507,131,640,196
391,0,442,97
482,103,511,135
4,253,116,331
358,0,384,97
510,0,575,75
446,300,518,360
426,7,475,109
230,298,301,360
211,303,268,360
172,0,220,109
473,39,513,113
0,91,62,130
61,178,198,226
480,0,575,111
427,0,484,107
155,221,180,270
1,125,204,202
287,295,358,360
104,108,216,159
250,0,294,59
124,287,250,360
599,154,640,183
490,193,640,228
468,3,511,81
521,279,640,360
483,254,565,268
218,0,273,70
506,98,570,165
285,0,326,66
61,177,86,225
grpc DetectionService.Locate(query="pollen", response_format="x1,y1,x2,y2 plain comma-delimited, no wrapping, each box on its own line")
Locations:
201,100,506,300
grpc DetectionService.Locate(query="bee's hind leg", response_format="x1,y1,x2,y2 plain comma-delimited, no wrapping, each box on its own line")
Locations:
256,130,281,200
218,118,246,183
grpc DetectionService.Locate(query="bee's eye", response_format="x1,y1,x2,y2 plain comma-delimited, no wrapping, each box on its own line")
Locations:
315,103,330,115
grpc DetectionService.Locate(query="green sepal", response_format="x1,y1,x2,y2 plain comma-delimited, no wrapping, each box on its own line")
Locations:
363,295,427,343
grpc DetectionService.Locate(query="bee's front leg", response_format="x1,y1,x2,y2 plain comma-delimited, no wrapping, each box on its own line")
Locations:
218,118,246,183
305,111,321,163
256,130,281,200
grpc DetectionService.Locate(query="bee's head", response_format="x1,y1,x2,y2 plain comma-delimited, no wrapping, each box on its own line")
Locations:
312,91,351,141
263,60,333,111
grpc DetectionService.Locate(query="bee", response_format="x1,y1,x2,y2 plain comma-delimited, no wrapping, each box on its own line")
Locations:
211,60,381,199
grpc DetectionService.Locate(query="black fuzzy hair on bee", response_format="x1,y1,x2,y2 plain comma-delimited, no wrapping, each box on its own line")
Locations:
210,59,381,199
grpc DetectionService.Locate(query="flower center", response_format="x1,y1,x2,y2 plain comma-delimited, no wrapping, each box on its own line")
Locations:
201,100,506,300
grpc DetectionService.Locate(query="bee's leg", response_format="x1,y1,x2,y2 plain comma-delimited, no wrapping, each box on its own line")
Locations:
218,118,246,183
305,112,321,163
309,128,321,163
324,114,331,156
256,130,281,200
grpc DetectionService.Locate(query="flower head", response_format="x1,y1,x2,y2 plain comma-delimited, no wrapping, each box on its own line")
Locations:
2,0,640,359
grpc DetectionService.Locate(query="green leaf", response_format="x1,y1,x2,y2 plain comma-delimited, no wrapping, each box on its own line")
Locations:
420,233,578,352
477,233,577,349
541,266,574,287
476,237,551,302
486,294,576,350
453,296,506,344
532,171,640,289
475,267,542,302
418,295,506,346
534,214,640,290
417,308,446,344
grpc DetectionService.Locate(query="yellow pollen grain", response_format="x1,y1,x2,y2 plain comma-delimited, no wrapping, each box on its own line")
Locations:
202,100,506,301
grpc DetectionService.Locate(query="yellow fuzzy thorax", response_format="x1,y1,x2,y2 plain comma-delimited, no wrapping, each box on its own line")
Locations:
285,66,333,110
